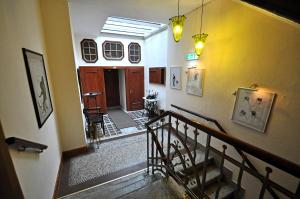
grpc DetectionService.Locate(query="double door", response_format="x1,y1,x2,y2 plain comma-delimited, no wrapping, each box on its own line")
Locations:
79,67,144,112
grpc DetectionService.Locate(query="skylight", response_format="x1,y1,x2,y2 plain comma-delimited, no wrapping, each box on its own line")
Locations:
101,16,167,39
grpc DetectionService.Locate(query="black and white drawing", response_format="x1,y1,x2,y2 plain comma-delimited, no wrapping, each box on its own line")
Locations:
186,68,204,96
232,88,275,132
22,48,53,128
170,67,182,90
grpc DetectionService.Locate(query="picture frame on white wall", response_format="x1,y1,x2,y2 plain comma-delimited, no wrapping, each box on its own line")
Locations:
232,88,276,133
186,68,205,96
22,48,53,128
170,67,182,90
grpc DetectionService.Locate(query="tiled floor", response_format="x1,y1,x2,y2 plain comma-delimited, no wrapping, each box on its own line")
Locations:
94,109,148,140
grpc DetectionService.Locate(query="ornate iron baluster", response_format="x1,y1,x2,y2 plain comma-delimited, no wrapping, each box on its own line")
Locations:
147,129,149,173
160,117,165,170
200,134,211,198
167,115,172,176
215,145,227,199
235,159,246,198
175,117,179,136
151,128,154,174
193,128,199,162
184,123,188,144
259,167,273,199
155,122,159,171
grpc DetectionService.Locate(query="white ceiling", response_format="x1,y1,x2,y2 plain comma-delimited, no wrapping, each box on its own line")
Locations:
68,0,204,36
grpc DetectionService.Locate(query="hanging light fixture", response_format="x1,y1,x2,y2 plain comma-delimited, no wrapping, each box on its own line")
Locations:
170,0,186,42
192,0,208,56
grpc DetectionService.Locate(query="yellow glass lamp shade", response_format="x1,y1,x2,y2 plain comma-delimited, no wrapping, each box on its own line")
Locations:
192,33,208,56
170,15,186,42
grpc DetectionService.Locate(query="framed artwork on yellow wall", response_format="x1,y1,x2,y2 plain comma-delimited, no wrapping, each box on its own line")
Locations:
22,48,53,128
186,68,205,96
232,88,276,132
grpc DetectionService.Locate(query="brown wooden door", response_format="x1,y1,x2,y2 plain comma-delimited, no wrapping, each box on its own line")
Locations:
104,69,120,107
79,67,107,113
0,122,24,199
126,67,144,111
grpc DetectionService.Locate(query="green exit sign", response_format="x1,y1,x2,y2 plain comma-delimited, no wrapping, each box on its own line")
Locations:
185,52,198,61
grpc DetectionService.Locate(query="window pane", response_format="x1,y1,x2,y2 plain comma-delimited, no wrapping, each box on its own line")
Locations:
91,55,97,61
104,43,110,50
117,44,122,50
90,48,96,54
83,41,89,47
111,43,116,50
117,51,123,58
105,51,111,57
84,48,89,54
111,51,117,57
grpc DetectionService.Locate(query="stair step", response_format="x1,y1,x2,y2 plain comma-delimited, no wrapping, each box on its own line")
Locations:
183,165,222,191
61,171,177,199
172,149,214,174
121,178,179,199
205,182,240,199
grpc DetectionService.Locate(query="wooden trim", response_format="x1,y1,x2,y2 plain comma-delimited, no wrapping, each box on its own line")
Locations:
0,122,24,199
62,146,88,159
52,156,64,199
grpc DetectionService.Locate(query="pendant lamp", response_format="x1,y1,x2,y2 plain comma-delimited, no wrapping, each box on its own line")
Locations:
170,0,186,42
192,0,208,56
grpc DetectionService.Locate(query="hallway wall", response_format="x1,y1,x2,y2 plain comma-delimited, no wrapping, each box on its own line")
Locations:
0,0,62,198
166,0,300,197
144,30,168,110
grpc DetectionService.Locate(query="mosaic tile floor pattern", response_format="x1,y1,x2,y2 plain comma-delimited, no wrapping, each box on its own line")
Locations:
95,109,148,139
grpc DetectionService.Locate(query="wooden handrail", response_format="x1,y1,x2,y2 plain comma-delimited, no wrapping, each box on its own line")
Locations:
148,110,300,179
5,137,48,153
170,104,281,198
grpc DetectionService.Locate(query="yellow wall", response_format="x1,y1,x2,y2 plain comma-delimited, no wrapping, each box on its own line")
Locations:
0,0,61,198
40,0,86,151
166,0,300,197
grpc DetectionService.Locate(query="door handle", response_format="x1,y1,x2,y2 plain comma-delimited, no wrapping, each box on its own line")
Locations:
130,89,133,94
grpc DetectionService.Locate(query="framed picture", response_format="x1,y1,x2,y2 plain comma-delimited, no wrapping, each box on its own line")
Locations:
22,48,53,128
170,67,182,90
186,68,205,96
232,88,276,132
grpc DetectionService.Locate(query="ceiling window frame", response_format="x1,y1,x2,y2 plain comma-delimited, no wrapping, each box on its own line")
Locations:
128,42,141,64
80,39,98,63
102,40,124,60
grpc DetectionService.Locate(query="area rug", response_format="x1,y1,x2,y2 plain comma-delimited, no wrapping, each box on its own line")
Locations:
69,134,147,186
108,109,137,129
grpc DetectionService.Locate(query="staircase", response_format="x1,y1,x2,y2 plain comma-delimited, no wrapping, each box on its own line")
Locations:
62,108,300,199
146,109,300,199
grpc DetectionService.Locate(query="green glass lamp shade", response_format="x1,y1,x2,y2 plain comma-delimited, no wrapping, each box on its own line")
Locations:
170,15,186,42
192,33,208,56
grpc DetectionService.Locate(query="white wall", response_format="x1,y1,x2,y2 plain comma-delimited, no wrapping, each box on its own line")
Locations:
118,69,127,110
144,30,168,110
73,34,145,67
166,0,300,197
0,0,61,198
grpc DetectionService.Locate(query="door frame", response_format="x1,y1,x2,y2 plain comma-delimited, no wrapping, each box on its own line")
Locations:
78,66,144,111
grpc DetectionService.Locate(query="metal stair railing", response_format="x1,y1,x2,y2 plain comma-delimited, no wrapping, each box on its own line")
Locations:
146,110,300,199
